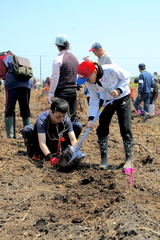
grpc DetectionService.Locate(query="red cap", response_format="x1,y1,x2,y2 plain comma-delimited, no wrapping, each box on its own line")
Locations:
77,61,96,85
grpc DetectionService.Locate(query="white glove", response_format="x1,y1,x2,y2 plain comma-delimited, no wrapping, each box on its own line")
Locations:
48,93,54,104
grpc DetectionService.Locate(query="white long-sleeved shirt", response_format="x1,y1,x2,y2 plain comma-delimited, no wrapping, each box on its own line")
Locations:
49,50,67,94
49,49,79,94
87,64,130,118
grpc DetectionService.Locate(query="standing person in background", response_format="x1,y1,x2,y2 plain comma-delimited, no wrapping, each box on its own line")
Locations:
33,78,37,89
134,63,154,122
76,61,134,171
149,78,159,114
45,77,51,87
3,53,32,138
130,87,135,103
48,34,82,138
89,42,114,65
153,72,158,81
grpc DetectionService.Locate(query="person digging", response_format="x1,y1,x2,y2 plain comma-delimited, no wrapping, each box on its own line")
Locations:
76,61,134,171
21,97,85,168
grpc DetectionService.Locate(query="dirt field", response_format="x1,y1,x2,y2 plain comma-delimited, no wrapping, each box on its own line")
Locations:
0,86,160,240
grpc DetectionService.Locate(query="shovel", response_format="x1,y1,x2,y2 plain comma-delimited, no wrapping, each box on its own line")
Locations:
68,98,115,164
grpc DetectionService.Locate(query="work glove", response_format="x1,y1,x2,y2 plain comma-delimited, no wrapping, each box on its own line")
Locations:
87,120,96,129
45,153,59,165
48,93,54,104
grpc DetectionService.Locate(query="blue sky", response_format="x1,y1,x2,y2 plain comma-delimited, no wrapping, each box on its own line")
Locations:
1,0,160,80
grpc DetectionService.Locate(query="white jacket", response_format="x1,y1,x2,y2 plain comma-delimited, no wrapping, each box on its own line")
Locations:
86,64,130,118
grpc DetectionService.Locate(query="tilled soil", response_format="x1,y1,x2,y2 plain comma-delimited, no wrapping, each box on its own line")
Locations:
0,87,160,240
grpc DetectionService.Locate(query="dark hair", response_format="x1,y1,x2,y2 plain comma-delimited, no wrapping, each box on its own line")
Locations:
94,62,104,81
50,97,68,113
56,42,69,51
134,77,139,83
138,63,146,70
7,50,12,54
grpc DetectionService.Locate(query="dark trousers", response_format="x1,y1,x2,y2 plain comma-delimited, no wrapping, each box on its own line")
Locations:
5,87,31,118
134,93,150,113
150,91,158,104
97,94,133,142
55,88,77,122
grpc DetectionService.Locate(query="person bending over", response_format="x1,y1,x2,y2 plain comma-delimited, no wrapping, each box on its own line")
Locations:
77,61,134,171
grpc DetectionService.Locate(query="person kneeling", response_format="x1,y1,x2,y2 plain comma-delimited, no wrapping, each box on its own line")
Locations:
21,97,83,167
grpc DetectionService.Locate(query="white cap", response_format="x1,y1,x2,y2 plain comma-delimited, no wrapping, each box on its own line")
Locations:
55,34,69,46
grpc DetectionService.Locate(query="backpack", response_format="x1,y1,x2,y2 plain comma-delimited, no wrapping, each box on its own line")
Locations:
0,52,8,80
0,58,7,80
12,55,33,81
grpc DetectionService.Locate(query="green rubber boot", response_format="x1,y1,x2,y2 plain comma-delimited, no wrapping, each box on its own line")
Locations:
22,118,31,127
5,117,15,139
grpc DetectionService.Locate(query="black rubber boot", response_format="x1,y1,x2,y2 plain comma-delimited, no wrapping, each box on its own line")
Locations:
97,136,108,169
123,140,134,171
21,125,35,157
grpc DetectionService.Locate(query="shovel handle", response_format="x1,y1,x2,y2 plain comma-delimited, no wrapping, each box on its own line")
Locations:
68,98,115,164
76,98,114,149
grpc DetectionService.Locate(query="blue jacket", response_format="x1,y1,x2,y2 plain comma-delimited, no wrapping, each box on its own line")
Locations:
138,70,154,94
3,55,32,91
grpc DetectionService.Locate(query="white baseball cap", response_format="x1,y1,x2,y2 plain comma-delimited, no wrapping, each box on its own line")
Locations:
55,34,69,46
